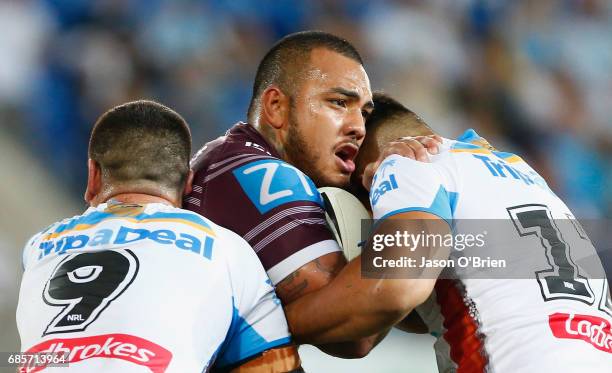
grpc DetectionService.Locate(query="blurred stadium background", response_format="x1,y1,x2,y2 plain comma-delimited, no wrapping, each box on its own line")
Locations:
0,1,610,372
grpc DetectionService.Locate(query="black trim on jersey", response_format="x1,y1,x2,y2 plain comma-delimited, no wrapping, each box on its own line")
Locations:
320,190,343,244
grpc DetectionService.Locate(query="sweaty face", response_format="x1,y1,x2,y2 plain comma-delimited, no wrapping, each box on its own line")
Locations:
283,48,373,188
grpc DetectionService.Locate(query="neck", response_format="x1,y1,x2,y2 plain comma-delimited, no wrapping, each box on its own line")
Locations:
93,192,177,208
253,119,288,160
107,193,174,205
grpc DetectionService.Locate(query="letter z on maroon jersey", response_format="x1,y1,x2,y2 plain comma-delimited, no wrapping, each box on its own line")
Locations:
185,122,340,284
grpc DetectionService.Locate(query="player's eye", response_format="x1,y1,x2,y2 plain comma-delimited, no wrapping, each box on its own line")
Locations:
330,99,347,108
361,109,371,119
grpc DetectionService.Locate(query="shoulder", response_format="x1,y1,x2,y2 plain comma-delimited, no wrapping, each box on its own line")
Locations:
171,205,248,249
191,123,276,173
373,153,451,185
23,221,59,251
21,212,86,269
156,205,220,235
232,158,322,210
188,145,322,215
370,152,459,222
387,143,460,192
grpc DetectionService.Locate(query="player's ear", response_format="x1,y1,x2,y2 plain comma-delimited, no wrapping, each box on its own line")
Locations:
84,159,102,205
260,86,289,130
183,169,194,197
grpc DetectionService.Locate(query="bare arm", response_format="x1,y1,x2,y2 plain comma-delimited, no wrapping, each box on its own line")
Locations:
275,252,384,358
284,212,449,345
274,136,444,355
275,252,345,304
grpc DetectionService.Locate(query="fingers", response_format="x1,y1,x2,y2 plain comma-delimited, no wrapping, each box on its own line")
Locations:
382,140,429,162
397,135,441,155
416,135,442,154
362,135,443,190
362,161,380,191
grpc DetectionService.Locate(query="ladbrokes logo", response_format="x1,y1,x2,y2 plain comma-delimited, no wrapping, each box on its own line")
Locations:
21,334,172,372
549,312,612,353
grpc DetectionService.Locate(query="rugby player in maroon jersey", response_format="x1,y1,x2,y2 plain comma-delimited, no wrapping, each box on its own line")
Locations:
185,31,439,359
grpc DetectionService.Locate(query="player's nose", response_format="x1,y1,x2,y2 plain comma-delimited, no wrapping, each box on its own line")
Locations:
342,109,366,142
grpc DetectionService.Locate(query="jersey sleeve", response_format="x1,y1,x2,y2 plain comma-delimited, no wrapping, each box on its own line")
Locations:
370,154,456,224
213,229,292,370
186,156,340,285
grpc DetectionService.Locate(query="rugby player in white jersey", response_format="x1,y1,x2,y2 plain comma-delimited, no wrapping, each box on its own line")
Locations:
16,100,301,372
285,93,612,372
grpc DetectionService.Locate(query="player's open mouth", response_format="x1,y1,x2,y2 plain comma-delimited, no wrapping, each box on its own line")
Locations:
334,143,358,173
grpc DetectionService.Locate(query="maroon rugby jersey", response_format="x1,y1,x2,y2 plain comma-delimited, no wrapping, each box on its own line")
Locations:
185,122,340,284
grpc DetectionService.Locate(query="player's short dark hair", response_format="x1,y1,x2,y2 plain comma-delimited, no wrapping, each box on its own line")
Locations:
367,92,433,133
247,31,363,121
89,100,192,192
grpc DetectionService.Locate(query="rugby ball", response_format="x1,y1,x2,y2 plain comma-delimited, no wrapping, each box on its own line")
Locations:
318,187,370,261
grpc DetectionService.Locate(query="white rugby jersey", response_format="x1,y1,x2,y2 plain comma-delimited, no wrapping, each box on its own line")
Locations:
370,129,612,372
17,202,291,373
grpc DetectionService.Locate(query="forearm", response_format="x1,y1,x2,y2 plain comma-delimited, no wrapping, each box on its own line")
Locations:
285,214,446,345
276,252,389,358
285,257,427,345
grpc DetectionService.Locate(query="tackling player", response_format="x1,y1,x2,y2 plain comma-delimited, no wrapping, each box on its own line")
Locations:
17,101,301,372
284,92,612,372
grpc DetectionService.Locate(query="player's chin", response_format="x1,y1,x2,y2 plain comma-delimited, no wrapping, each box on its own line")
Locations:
321,171,351,189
